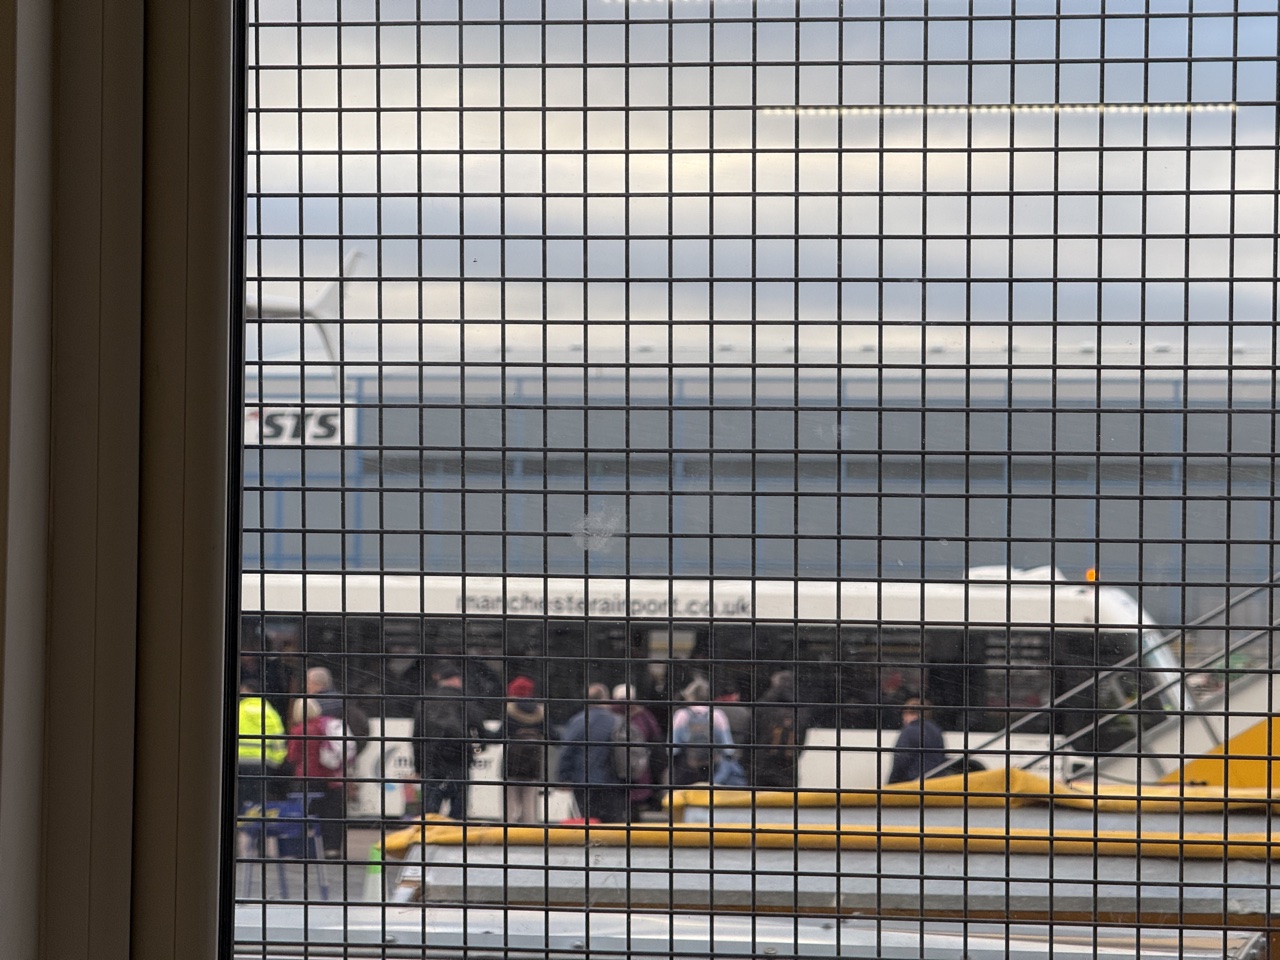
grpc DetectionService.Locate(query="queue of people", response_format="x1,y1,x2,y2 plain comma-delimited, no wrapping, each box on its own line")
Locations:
239,655,967,842
238,664,824,833
535,671,822,822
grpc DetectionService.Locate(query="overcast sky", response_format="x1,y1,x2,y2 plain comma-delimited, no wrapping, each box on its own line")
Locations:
245,2,1280,362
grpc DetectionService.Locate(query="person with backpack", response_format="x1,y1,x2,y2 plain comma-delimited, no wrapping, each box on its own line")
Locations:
556,683,626,823
610,683,661,820
286,698,356,858
669,677,735,786
502,676,546,823
753,670,815,790
414,663,490,819
307,666,370,756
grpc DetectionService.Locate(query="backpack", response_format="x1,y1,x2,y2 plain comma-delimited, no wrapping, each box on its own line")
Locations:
756,706,801,787
316,695,370,756
613,716,650,783
345,701,370,755
317,716,355,774
505,715,544,781
680,707,713,771
767,710,796,749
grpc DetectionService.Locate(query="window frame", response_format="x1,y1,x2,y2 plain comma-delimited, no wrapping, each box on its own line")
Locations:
0,1,235,958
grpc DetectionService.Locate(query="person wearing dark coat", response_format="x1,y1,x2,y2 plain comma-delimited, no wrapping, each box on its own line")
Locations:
887,698,949,784
502,676,547,823
555,683,626,823
752,670,815,789
611,683,662,819
414,664,490,819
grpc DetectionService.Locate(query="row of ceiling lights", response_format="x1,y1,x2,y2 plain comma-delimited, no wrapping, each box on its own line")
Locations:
763,103,1236,116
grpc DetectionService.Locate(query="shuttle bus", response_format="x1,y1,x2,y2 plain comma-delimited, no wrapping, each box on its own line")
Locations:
242,566,1184,788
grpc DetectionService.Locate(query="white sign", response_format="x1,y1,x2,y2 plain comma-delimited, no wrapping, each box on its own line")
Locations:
347,718,415,820
244,406,351,446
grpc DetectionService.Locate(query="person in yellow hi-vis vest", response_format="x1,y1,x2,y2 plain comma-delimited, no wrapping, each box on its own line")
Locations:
238,679,288,811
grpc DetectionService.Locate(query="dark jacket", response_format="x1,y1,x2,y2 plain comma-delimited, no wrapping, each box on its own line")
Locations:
752,679,814,789
556,705,621,787
503,700,547,781
414,684,489,774
887,718,948,784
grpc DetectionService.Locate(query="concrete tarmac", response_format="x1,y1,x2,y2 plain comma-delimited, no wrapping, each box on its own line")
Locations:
235,824,397,904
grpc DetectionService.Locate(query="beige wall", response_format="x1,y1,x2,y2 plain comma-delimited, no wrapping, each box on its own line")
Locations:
0,1,232,958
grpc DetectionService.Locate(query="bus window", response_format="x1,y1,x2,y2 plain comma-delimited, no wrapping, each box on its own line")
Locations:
451,619,505,718
646,624,698,662
753,623,797,696
707,623,754,702
299,616,381,700
239,614,303,723
638,624,695,711
842,627,925,730
588,619,630,668
795,623,841,726
1054,629,1144,753
669,621,710,693
838,627,881,729
544,620,589,725
371,619,427,719
921,629,970,731
589,620,640,694
981,630,1053,734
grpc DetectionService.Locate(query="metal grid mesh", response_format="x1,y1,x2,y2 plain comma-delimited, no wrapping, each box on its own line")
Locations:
235,1,1279,957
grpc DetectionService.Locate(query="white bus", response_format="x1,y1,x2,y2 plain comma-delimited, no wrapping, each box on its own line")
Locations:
242,566,1183,788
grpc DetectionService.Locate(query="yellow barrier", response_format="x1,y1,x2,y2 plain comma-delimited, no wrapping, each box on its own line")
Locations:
1166,716,1280,790
670,768,1280,815
377,771,1280,860
381,818,1280,861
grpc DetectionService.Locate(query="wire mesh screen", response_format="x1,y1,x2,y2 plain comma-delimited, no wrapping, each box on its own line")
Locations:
236,1,1278,957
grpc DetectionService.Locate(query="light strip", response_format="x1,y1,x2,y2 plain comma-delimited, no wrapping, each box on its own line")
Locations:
761,103,1236,116
602,0,794,3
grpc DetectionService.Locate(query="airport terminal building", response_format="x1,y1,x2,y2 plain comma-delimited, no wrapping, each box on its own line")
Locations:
244,336,1277,633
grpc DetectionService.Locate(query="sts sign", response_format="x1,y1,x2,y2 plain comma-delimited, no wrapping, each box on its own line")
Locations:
244,407,350,446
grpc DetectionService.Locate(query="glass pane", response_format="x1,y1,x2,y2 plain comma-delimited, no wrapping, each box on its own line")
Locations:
236,0,1280,956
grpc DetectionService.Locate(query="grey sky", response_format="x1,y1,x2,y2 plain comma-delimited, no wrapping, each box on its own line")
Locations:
246,2,1280,361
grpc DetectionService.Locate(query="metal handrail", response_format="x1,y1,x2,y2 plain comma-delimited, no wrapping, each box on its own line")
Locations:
941,574,1280,777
